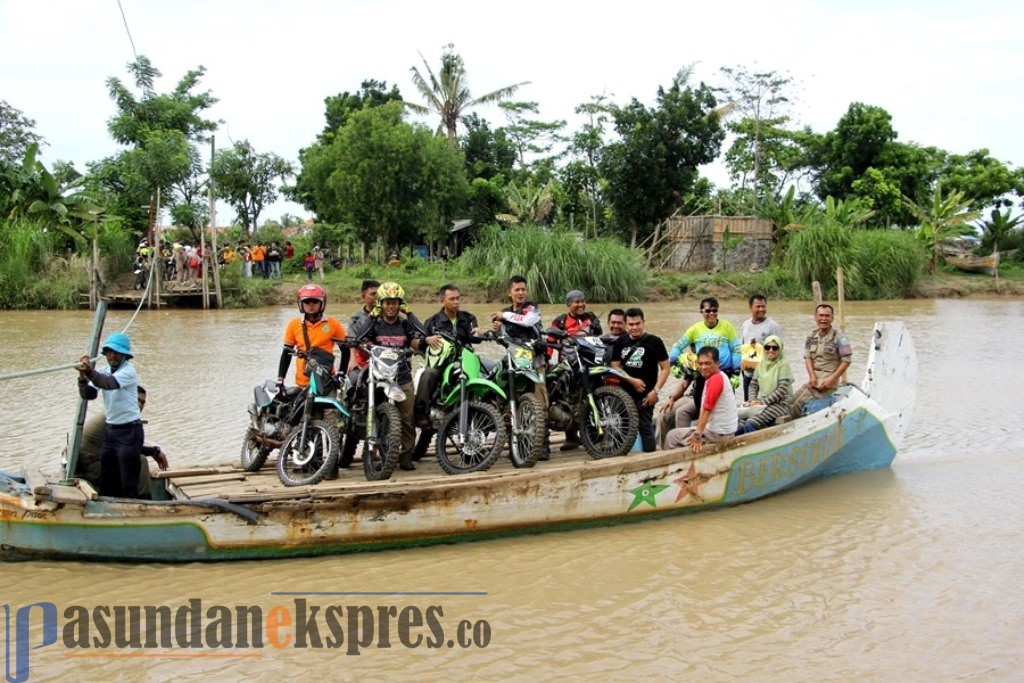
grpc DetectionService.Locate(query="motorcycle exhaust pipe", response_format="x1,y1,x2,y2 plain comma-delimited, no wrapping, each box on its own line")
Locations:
254,434,284,448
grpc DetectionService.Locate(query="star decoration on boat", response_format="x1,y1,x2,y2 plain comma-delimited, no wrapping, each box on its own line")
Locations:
627,482,669,511
674,461,708,503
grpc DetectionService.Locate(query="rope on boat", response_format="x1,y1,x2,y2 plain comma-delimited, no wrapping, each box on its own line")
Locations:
0,259,155,383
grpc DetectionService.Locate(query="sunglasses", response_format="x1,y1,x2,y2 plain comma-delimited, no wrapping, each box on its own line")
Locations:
301,299,320,305
702,308,718,313
764,345,780,351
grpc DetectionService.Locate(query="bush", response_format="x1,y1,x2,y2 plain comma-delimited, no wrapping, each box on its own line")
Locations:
459,225,647,303
785,222,923,300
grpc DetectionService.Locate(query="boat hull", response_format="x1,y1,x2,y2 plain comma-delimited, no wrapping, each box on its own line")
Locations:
0,322,915,563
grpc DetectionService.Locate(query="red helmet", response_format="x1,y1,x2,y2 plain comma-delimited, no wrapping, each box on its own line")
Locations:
297,284,326,315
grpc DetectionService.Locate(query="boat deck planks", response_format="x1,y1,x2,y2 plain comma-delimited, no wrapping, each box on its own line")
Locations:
165,440,600,503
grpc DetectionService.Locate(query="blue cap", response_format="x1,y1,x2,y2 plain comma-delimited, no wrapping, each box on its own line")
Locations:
101,332,133,358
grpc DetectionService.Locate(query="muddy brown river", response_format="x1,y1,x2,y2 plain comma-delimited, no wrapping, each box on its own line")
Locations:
1,297,1022,680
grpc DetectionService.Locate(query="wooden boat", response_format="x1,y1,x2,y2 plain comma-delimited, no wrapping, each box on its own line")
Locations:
0,322,916,563
943,250,999,276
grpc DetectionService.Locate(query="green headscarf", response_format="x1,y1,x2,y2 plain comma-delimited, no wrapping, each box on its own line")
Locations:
754,334,794,398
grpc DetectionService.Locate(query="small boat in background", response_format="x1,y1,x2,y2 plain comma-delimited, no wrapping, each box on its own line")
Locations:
943,250,999,276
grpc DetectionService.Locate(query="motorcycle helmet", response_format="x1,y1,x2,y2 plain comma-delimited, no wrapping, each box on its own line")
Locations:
425,338,455,368
671,349,699,380
377,281,405,303
297,284,326,315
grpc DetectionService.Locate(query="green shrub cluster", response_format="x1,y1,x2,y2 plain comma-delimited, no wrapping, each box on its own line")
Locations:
786,222,924,300
459,225,647,303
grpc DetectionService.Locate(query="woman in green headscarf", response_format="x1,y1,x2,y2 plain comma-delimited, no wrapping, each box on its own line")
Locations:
737,334,794,434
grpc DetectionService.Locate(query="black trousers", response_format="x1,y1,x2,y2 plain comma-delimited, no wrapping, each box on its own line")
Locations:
99,422,144,498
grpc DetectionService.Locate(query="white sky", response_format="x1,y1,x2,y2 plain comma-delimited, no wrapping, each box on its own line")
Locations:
2,0,1022,223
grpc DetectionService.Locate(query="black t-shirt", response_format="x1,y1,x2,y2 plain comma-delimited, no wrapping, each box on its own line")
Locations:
611,333,668,396
423,309,479,344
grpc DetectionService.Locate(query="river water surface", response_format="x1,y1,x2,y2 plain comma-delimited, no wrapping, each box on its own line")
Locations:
1,298,1022,681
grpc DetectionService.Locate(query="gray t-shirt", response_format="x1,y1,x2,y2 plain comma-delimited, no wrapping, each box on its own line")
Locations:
740,316,783,377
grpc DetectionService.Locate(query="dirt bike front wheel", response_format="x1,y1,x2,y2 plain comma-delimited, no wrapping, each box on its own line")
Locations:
276,419,339,487
436,401,506,474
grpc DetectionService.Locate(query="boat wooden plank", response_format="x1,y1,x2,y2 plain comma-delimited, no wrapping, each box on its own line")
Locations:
154,466,240,480
23,468,51,499
47,484,89,505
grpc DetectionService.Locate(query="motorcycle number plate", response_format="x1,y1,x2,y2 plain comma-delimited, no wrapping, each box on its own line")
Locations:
377,348,400,361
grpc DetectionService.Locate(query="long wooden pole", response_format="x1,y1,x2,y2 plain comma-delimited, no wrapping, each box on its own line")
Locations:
63,301,107,483
154,186,162,310
837,267,847,384
209,135,223,308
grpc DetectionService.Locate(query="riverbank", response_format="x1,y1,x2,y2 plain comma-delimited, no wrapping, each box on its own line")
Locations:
253,266,1024,307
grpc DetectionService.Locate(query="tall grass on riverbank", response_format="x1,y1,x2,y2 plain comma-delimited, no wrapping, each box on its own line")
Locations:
460,225,647,303
787,222,923,300
0,219,87,308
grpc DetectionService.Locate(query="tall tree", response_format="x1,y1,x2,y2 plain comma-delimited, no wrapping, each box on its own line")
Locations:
561,95,612,237
289,79,403,217
599,70,725,247
210,140,294,236
97,56,220,232
716,66,798,194
405,43,529,143
0,100,45,167
319,79,403,142
300,102,467,249
497,101,566,182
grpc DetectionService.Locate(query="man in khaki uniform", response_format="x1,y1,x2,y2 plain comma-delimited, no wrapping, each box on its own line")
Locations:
790,304,852,418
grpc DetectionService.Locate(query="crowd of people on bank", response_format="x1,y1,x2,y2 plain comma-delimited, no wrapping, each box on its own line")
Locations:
73,274,852,497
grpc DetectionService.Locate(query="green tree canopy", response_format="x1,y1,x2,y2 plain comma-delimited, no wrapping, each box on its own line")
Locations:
299,102,467,248
0,100,45,167
599,70,725,246
210,140,294,236
319,79,403,143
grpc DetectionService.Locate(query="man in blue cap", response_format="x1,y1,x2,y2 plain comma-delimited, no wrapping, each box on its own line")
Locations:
76,331,145,498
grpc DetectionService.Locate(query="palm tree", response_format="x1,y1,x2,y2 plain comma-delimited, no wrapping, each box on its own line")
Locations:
903,182,982,274
977,208,1022,254
405,44,529,143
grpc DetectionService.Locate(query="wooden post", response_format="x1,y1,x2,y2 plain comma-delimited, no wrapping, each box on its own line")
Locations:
812,280,822,306
209,136,223,308
63,301,106,483
837,267,847,384
154,186,162,309
90,231,99,310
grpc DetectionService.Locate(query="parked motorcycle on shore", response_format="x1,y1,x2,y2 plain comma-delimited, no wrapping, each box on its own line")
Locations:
544,330,639,458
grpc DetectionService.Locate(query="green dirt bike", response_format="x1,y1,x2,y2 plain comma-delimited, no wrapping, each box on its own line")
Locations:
416,331,507,475
485,333,548,468
544,330,639,459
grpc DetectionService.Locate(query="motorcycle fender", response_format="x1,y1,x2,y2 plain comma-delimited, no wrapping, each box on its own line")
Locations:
465,377,506,400
385,383,407,402
590,365,631,380
313,396,350,417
